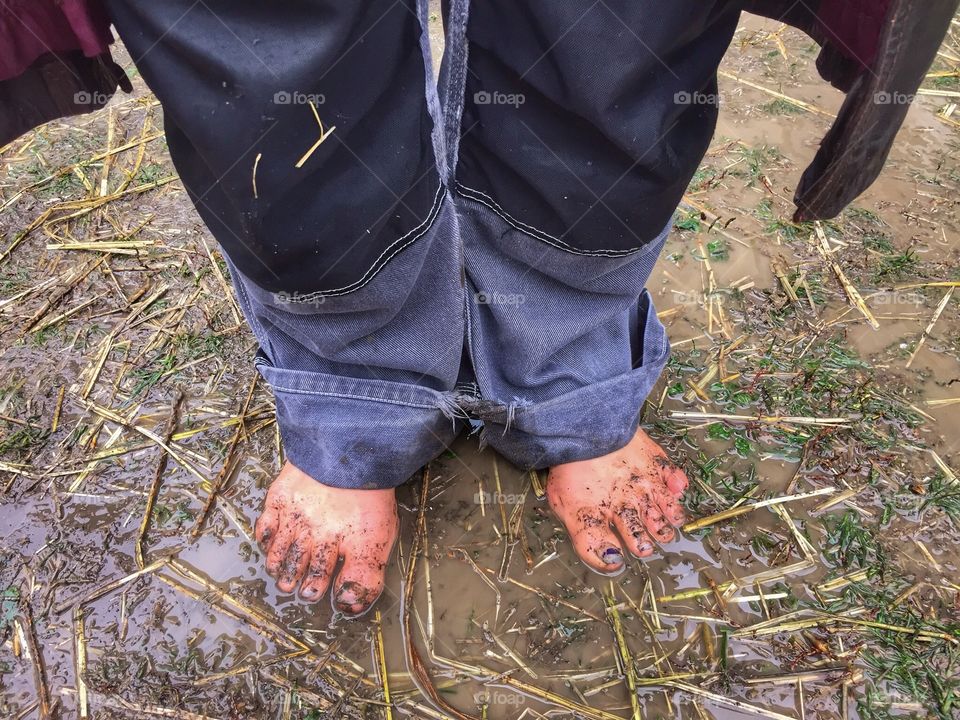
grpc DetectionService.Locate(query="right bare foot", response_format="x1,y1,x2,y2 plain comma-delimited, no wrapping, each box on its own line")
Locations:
254,462,398,616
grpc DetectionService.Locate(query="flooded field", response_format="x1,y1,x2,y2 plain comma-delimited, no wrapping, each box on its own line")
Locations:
1,9,959,720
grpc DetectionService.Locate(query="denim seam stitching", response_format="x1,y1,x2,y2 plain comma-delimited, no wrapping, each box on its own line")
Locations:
254,357,444,408
287,183,445,302
264,384,440,410
455,182,654,257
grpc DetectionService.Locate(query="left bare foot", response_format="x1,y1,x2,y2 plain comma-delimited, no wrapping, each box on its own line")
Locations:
546,427,689,575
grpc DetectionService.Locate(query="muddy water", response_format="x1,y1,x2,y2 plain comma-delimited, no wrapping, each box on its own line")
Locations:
1,7,959,720
51,428,811,720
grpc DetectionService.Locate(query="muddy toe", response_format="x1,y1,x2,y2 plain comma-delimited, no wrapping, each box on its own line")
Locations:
277,537,311,593
300,539,337,601
612,504,656,558
563,507,625,575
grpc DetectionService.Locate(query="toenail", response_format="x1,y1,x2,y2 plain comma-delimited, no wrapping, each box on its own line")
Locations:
336,586,357,602
336,600,366,616
600,547,623,565
335,581,363,610
638,543,652,554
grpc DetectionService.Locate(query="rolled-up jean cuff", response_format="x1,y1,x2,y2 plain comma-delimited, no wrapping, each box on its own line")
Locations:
475,291,670,470
255,354,462,489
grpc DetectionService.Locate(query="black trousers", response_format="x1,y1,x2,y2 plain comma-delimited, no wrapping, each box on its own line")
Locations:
105,0,741,297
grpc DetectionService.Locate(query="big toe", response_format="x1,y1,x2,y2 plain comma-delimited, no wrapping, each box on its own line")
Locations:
558,507,625,575
333,534,395,617
333,578,382,617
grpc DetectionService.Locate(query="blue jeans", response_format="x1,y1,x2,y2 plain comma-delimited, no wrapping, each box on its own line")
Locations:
108,0,741,488
231,199,668,488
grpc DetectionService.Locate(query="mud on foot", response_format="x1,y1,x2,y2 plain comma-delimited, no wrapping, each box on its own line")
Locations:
546,427,689,575
254,462,398,616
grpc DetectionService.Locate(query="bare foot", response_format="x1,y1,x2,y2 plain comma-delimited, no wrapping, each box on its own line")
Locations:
254,462,398,616
546,428,689,575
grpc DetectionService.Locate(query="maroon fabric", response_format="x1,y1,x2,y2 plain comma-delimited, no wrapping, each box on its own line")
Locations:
816,0,894,70
0,0,113,81
741,0,895,90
